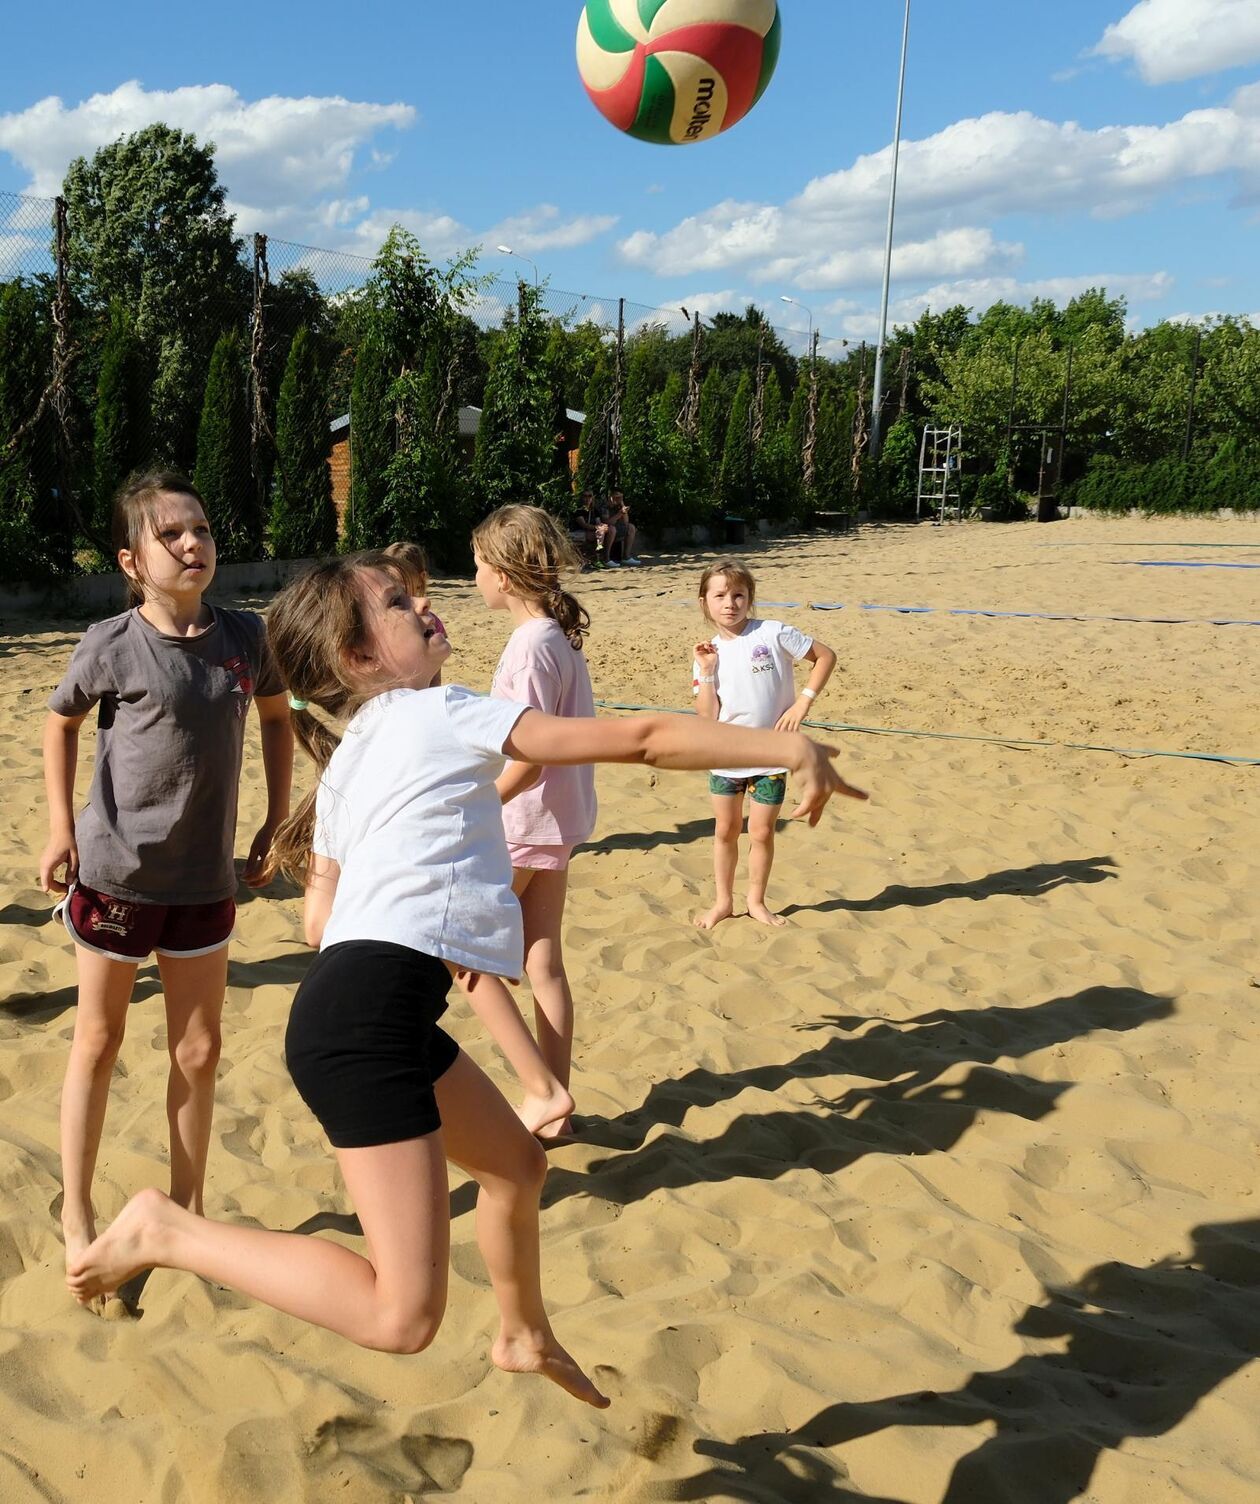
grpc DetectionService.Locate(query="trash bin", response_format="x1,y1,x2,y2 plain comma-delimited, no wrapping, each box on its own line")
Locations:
723,515,746,545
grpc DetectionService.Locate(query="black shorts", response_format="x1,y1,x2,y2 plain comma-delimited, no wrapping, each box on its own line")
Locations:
284,941,461,1149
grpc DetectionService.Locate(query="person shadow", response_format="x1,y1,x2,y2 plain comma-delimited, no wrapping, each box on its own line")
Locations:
672,1216,1260,1504
543,987,1172,1211
780,856,1117,918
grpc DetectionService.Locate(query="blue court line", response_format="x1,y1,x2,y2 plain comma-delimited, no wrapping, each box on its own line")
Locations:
809,602,1260,626
1121,561,1260,569
1044,542,1260,549
592,700,1260,767
675,600,1260,626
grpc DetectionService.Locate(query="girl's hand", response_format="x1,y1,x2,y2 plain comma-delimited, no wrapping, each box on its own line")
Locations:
38,831,78,897
774,696,812,733
787,737,868,826
694,641,718,665
243,824,278,888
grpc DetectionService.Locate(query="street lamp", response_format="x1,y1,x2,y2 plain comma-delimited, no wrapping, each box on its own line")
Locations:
870,0,911,463
779,294,814,357
496,244,539,285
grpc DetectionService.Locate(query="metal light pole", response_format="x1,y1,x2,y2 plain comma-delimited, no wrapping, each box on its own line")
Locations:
496,244,539,285
779,294,814,361
870,0,911,463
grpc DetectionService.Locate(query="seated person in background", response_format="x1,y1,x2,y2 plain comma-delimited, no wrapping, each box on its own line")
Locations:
604,489,640,566
569,490,610,568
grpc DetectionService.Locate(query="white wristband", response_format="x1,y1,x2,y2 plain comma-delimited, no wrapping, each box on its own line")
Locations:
800,687,817,701
697,675,716,685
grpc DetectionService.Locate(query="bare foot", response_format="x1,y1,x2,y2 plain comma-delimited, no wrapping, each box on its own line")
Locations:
66,1187,170,1306
61,1210,97,1271
535,1115,577,1144
493,1328,611,1409
694,899,734,931
747,899,787,928
516,1082,575,1137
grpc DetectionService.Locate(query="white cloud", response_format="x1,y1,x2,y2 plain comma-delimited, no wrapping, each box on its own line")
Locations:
617,90,1260,289
0,82,618,267
0,81,415,201
1092,0,1260,84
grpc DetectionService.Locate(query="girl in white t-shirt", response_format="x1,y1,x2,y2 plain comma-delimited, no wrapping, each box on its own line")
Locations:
474,505,598,1142
692,561,838,930
66,549,865,1409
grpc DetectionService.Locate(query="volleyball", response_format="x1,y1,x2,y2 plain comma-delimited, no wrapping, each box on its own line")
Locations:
576,0,781,146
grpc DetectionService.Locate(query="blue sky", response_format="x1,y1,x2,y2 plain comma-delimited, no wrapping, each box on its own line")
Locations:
2,0,1258,349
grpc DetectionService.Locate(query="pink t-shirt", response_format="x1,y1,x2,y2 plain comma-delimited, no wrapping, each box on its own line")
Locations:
491,617,597,846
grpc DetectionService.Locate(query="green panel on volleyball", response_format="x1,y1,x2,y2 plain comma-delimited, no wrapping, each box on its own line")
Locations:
754,8,782,104
637,0,672,27
584,0,639,52
628,55,680,145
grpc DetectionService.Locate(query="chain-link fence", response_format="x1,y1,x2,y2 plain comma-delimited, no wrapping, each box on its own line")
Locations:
0,186,876,579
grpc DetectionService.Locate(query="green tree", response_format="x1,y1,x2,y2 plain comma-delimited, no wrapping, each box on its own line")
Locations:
345,332,395,549
194,329,254,559
753,369,795,520
575,354,615,499
92,302,149,537
621,338,674,531
149,332,200,468
0,279,63,576
697,367,728,485
271,327,336,558
384,344,470,560
62,124,247,354
474,284,565,513
813,389,854,510
718,372,755,514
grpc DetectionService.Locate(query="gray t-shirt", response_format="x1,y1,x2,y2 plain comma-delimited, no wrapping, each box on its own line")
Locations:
48,606,283,905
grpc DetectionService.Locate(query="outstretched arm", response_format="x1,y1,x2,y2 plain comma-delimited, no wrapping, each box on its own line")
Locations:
504,710,866,826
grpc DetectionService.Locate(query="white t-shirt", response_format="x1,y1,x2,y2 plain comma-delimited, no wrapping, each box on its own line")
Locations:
313,685,529,977
692,618,813,778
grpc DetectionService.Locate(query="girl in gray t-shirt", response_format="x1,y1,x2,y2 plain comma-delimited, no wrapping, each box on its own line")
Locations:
39,471,292,1284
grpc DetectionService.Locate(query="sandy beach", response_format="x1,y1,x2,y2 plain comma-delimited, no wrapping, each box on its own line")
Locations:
2,513,1259,1502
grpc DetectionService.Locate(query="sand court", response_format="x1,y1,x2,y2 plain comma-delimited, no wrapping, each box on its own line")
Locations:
1,514,1259,1501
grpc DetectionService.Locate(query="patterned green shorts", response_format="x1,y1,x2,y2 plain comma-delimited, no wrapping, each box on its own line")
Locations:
708,772,787,805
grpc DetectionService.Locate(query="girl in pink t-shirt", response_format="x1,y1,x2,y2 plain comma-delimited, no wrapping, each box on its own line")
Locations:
474,506,597,1141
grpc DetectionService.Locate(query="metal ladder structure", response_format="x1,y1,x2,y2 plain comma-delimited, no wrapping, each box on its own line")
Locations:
916,425,963,523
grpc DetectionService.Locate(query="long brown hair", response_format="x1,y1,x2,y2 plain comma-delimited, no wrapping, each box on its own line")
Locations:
698,561,756,624
471,504,590,648
113,469,207,606
266,550,406,882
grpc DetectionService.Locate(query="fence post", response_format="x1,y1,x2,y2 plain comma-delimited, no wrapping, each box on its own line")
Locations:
802,331,818,496
607,296,624,491
851,342,869,502
250,233,271,529
1182,326,1202,463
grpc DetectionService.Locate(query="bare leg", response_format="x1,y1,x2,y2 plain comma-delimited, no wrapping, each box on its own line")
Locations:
514,867,575,1140
157,946,227,1214
59,947,137,1266
453,968,572,1135
436,1052,609,1408
746,798,787,927
68,1135,451,1352
695,794,742,929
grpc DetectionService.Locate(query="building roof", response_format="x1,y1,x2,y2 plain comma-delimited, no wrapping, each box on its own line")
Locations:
330,407,585,441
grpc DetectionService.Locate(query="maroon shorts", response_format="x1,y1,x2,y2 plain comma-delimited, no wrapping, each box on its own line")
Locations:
59,881,236,962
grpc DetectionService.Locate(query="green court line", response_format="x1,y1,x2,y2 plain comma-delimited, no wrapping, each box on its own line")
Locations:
592,701,1260,767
